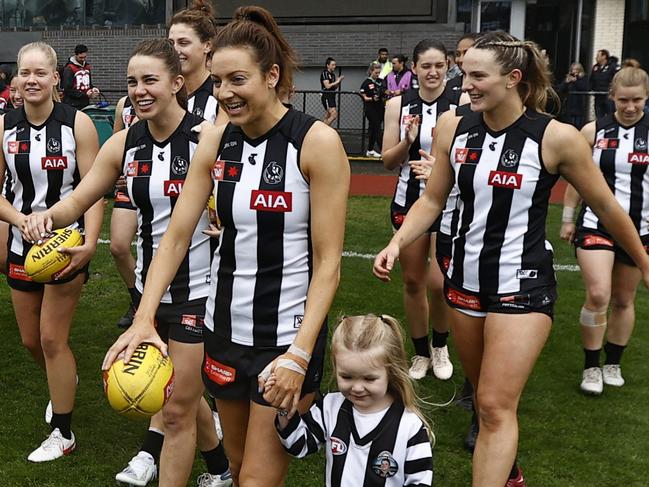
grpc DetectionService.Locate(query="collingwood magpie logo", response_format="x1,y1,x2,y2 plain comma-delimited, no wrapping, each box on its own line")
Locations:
47,137,61,153
500,149,519,168
193,106,204,118
635,137,647,151
171,156,188,176
263,161,283,184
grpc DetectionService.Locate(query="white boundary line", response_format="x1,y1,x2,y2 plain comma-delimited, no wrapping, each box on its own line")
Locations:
96,240,579,272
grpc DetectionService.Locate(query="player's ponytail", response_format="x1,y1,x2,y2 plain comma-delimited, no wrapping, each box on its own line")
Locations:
17,42,60,102
214,5,298,100
473,31,559,115
129,39,188,110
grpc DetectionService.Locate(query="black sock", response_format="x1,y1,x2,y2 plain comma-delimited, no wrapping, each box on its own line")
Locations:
584,348,601,369
127,287,138,304
51,412,72,440
141,429,165,463
509,461,519,479
604,341,626,365
201,442,229,475
431,329,449,348
412,336,430,357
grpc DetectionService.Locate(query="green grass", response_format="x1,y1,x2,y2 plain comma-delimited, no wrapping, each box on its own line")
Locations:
0,197,648,486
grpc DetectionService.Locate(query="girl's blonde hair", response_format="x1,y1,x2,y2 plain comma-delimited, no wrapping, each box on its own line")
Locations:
17,42,60,102
472,31,559,115
610,66,649,96
331,314,434,442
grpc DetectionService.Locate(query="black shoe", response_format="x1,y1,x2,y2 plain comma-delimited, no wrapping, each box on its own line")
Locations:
116,303,136,329
464,414,479,453
456,378,474,411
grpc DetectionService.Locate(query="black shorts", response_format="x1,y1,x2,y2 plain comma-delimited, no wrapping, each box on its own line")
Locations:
435,232,452,273
391,202,440,233
321,93,336,110
113,189,136,211
574,227,649,267
6,251,89,292
444,279,557,319
133,291,205,344
202,324,327,405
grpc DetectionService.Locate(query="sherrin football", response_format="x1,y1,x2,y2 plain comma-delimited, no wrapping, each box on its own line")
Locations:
103,343,175,419
24,227,83,283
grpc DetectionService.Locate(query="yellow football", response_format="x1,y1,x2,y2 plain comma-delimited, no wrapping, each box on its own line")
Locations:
103,343,175,419
24,227,83,283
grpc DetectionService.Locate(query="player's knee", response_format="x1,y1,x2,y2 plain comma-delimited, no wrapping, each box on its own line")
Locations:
39,332,66,358
580,306,607,328
476,393,515,431
403,277,426,296
585,287,610,310
109,239,131,259
239,469,281,487
21,333,41,356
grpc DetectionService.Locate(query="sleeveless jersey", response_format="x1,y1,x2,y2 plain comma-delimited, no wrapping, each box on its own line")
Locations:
2,103,82,257
392,89,456,210
439,103,472,238
578,114,649,236
204,108,317,347
447,109,558,295
123,112,215,303
122,97,137,128
278,393,433,487
187,77,219,124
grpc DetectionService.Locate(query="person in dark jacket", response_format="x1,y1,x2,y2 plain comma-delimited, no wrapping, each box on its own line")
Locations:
590,49,615,118
560,62,589,129
62,44,100,109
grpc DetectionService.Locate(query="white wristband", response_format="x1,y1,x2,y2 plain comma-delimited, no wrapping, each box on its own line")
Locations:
562,206,575,223
277,358,306,376
288,344,312,364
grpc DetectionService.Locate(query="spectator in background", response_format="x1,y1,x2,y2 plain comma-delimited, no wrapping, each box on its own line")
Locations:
590,49,615,118
560,62,589,129
62,44,100,110
446,51,461,80
320,56,344,126
373,48,393,79
385,54,412,99
0,64,12,112
359,62,384,157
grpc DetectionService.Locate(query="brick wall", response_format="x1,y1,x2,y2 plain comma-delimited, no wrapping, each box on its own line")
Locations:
592,0,625,61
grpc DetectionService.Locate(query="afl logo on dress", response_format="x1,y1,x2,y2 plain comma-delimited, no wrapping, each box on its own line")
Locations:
47,137,61,153
263,161,284,185
171,156,188,176
500,149,519,168
330,437,347,456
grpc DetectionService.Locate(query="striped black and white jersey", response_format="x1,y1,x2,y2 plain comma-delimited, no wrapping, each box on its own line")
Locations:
578,114,649,236
204,108,316,347
438,103,473,239
392,89,456,210
277,393,433,487
187,77,219,125
122,97,137,128
443,75,463,106
2,103,82,256
123,112,214,303
447,109,558,294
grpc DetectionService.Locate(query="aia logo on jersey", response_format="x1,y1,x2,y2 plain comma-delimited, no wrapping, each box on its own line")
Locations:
127,160,153,177
211,160,243,182
8,140,30,154
488,170,522,189
250,190,292,212
41,156,68,170
330,437,347,456
164,180,184,197
628,152,649,165
455,147,481,164
596,138,619,150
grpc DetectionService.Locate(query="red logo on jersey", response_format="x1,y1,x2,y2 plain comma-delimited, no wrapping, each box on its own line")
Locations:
455,147,481,164
446,288,482,311
203,355,236,385
211,160,243,182
330,437,348,456
488,170,522,189
596,138,619,150
41,156,68,170
8,140,30,154
124,113,136,126
8,263,32,282
628,152,649,165
582,234,614,248
392,212,405,227
126,160,152,177
181,314,203,329
440,256,451,272
163,180,184,197
250,190,292,212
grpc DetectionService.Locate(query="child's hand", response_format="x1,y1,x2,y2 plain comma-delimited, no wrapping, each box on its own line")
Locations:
264,373,277,391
